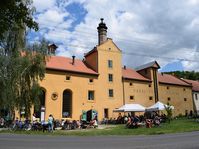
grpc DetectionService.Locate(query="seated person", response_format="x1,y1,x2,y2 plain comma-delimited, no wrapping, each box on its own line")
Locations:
76,120,81,129
146,119,153,128
130,115,140,128
154,116,160,126
126,117,131,128
116,113,123,124
89,119,98,128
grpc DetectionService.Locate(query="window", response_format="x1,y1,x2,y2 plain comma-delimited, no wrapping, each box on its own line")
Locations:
149,96,153,100
195,94,198,100
66,76,71,80
184,98,187,101
88,91,94,100
130,96,134,100
108,48,111,50
34,90,46,118
62,90,72,118
108,74,113,82
167,86,169,90
168,97,171,101
108,60,113,68
183,88,186,91
148,84,151,87
129,82,133,86
89,79,93,83
109,89,114,97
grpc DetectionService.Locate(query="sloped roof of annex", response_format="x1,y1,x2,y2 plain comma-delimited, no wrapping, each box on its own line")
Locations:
135,61,160,71
158,73,191,87
182,79,199,92
122,67,151,82
46,55,98,76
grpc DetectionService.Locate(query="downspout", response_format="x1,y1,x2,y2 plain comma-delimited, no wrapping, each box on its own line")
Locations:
153,68,159,102
122,77,125,105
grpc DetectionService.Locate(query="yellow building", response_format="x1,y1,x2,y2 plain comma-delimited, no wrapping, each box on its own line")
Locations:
36,19,193,121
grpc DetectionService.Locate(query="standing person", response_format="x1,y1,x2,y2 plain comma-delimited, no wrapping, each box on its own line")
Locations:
48,114,54,132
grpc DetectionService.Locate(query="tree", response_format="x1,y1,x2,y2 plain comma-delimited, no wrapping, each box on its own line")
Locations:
165,71,199,80
16,50,46,117
164,103,173,123
0,0,38,40
0,0,46,119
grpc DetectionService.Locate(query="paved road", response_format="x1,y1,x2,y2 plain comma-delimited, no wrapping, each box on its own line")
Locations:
0,131,199,149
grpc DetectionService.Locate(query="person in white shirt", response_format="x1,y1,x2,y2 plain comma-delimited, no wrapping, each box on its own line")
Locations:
48,114,54,132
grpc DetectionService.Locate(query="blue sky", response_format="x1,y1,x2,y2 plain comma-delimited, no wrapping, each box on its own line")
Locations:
30,0,199,72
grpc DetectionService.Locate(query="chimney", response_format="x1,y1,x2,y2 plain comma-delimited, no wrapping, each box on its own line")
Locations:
97,18,108,45
124,65,126,69
161,72,164,76
72,55,75,65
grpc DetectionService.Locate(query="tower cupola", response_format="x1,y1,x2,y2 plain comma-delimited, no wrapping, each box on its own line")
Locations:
47,43,57,55
97,18,108,45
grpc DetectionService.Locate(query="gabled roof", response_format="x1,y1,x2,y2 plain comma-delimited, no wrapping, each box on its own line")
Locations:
97,38,122,52
135,61,160,71
122,68,150,82
46,56,98,75
183,79,199,92
84,38,121,57
158,73,191,86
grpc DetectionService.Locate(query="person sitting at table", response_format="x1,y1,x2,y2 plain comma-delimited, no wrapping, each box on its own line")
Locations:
89,117,98,128
146,119,153,128
126,116,131,128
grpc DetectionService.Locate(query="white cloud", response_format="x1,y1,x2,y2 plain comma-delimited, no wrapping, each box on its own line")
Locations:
37,9,69,28
33,0,56,12
31,0,199,71
188,0,199,5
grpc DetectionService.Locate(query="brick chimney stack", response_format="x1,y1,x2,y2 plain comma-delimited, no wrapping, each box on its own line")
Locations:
97,18,108,45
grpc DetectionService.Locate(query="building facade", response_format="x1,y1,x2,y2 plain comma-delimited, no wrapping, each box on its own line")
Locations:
36,19,194,121
183,79,199,115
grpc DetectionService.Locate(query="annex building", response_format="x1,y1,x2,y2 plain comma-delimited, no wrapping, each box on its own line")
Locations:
37,19,194,121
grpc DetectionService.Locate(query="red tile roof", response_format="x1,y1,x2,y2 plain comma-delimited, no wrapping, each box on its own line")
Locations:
158,73,191,86
122,68,150,81
183,79,199,92
46,56,98,75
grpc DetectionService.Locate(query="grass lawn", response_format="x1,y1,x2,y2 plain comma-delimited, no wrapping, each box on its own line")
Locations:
1,118,199,136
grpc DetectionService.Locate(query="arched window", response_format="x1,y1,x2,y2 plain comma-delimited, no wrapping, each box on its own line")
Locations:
40,90,46,107
34,89,46,118
62,89,72,118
